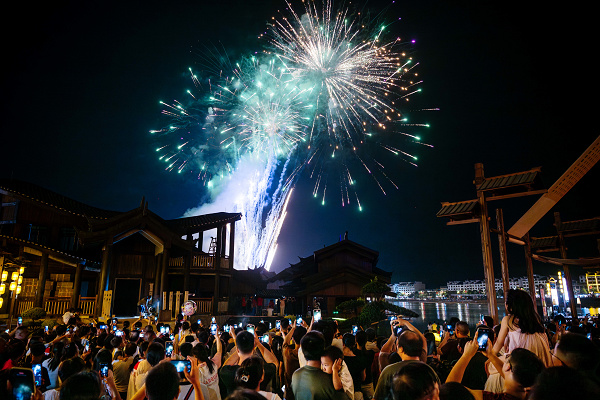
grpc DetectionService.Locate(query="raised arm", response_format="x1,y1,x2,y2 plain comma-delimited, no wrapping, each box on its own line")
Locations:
492,316,509,355
255,334,278,365
211,329,223,369
446,334,483,400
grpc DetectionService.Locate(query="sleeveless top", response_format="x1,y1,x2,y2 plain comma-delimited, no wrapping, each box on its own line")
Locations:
506,317,553,368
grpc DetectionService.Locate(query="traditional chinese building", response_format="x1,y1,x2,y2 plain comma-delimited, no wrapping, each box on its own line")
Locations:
0,179,240,321
268,238,392,318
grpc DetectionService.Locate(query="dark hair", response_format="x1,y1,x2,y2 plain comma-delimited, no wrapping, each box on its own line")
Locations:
506,289,544,334
134,321,143,328
226,389,270,400
281,319,290,330
48,342,65,371
482,316,494,329
455,322,470,336
234,356,264,390
322,345,344,363
124,342,137,357
424,332,436,356
300,331,325,361
456,337,472,353
58,357,86,382
342,333,356,349
196,330,209,345
192,343,215,374
397,331,424,358
93,349,113,371
62,343,79,361
146,342,165,366
8,341,26,361
236,331,255,355
292,326,307,344
530,366,600,400
271,335,284,362
146,362,181,400
185,335,195,343
439,382,475,400
311,321,334,347
180,343,193,358
392,362,439,400
182,321,190,331
60,371,102,400
556,332,600,372
509,348,545,387
30,342,46,357
365,328,376,342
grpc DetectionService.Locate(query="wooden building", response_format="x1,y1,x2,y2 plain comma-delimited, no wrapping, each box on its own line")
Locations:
268,238,392,318
0,179,240,321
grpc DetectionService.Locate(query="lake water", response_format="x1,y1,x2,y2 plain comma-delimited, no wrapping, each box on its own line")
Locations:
389,300,507,333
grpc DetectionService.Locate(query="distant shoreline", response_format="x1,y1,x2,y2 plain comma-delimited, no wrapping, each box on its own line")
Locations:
389,298,489,304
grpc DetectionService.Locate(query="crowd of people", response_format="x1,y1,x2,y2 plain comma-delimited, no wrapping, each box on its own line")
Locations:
1,288,599,400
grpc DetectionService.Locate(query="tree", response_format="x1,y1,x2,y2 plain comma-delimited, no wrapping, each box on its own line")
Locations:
336,278,419,330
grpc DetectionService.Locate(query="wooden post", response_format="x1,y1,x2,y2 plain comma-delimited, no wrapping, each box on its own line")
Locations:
153,253,162,300
496,208,510,301
475,164,498,324
159,246,170,310
96,239,112,318
35,253,49,308
229,222,236,270
70,263,83,310
523,233,537,301
213,225,222,315
554,212,578,321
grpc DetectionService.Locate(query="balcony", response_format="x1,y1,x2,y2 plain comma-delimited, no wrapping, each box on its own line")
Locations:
168,254,230,270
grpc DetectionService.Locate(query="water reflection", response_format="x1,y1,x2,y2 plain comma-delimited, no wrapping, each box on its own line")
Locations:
391,300,507,333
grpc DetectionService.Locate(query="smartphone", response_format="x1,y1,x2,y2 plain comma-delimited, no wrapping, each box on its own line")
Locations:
160,326,165,334
140,332,145,339
165,341,174,357
32,364,43,387
260,319,264,324
211,316,216,323
233,324,238,329
100,363,109,378
171,360,191,373
170,334,175,340
164,326,170,333
587,332,592,340
112,325,117,331
210,323,218,335
223,324,230,332
99,325,107,330
85,343,90,352
313,309,321,322
276,320,281,330
296,316,303,324
247,324,255,335
352,325,358,335
115,330,123,337
10,367,35,400
261,334,269,343
18,317,23,325
44,326,49,333
394,325,406,336
477,327,492,351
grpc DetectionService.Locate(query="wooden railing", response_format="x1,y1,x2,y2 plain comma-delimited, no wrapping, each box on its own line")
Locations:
169,255,230,269
79,297,96,315
189,297,213,314
15,296,96,316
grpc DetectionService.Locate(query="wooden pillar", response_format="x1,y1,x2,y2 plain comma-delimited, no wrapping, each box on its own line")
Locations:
35,253,49,307
496,209,510,301
523,233,537,301
70,263,83,310
96,240,112,317
159,247,170,300
213,225,222,315
554,212,578,321
475,164,498,324
229,222,235,270
153,253,162,299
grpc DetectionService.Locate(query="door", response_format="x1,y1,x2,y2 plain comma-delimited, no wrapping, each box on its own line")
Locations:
113,279,141,317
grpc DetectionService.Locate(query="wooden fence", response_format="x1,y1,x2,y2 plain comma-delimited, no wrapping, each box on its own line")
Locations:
16,296,96,316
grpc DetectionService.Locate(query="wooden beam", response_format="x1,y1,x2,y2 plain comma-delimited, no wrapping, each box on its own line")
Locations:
496,209,510,301
446,218,479,226
508,135,600,238
485,189,548,202
563,230,600,238
523,233,537,301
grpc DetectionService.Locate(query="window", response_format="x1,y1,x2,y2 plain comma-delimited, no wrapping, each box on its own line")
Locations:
59,228,78,252
28,225,48,245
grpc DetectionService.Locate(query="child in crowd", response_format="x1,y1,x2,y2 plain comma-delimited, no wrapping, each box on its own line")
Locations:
321,345,354,400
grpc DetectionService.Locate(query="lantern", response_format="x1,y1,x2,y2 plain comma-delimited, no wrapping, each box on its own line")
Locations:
16,285,21,294
0,297,3,308
0,283,5,294
11,272,19,281
9,281,17,291
20,267,25,274
1,271,7,281
18,276,23,285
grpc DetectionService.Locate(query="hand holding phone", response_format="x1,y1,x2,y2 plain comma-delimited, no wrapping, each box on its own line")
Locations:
246,324,255,335
476,327,492,351
313,309,321,322
171,360,191,373
10,368,35,400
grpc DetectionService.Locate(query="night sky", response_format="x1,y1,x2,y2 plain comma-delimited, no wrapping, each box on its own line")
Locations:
2,1,597,288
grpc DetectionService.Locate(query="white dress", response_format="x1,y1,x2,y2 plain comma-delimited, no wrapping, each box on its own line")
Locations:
506,328,553,368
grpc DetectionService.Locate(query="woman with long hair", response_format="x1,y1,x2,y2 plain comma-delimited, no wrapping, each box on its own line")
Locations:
191,338,222,400
43,341,64,389
493,289,552,367
126,341,164,399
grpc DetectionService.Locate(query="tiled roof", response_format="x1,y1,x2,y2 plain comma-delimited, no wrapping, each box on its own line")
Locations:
0,179,120,219
530,236,558,248
164,212,242,231
476,168,541,191
436,199,479,218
